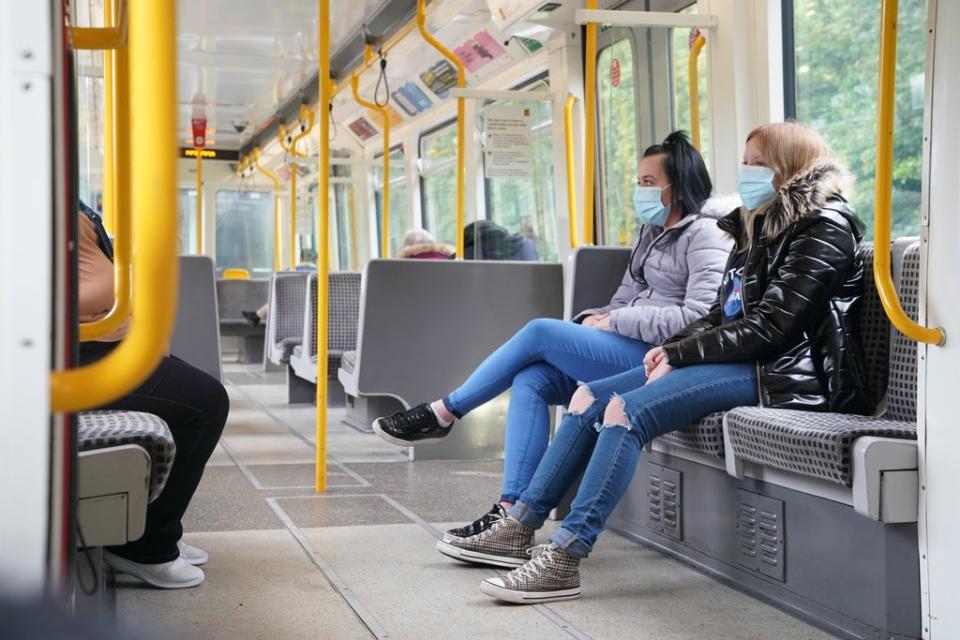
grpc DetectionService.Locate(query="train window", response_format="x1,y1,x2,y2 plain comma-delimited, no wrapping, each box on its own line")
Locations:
481,80,558,262
373,147,408,257
177,189,198,254
332,181,354,270
598,33,640,246
214,190,274,276
419,121,458,246
790,0,927,239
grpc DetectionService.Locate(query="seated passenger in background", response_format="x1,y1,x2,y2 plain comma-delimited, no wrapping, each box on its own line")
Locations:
372,131,733,548
463,220,540,261
78,202,229,589
396,228,456,259
242,247,318,326
458,121,871,604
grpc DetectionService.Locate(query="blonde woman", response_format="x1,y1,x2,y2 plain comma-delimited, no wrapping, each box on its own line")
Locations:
447,122,871,604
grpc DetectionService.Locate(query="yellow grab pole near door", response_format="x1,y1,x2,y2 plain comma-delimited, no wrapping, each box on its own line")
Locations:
872,0,944,346
253,148,283,272
289,164,298,269
351,68,391,258
79,0,131,341
417,0,465,258
52,0,178,411
101,0,117,233
688,32,706,151
316,0,332,492
564,95,579,249
583,0,598,244
195,152,203,254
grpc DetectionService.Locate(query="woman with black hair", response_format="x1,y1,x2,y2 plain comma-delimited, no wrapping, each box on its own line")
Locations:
372,131,733,555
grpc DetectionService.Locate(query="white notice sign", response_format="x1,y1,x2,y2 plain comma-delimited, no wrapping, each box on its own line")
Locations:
483,106,533,178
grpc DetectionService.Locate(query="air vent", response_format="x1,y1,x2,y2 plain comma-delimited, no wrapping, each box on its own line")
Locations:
646,463,682,541
736,490,785,582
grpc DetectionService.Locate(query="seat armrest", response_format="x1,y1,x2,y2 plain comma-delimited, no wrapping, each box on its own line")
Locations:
723,416,745,479
851,436,918,522
77,445,151,546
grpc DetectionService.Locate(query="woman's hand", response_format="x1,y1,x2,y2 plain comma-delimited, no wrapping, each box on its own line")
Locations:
646,359,674,383
643,346,666,376
582,313,611,330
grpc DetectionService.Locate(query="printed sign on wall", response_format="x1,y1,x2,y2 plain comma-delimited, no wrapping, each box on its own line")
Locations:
420,60,458,99
392,82,433,116
454,30,507,73
368,105,404,128
348,117,378,141
483,105,533,178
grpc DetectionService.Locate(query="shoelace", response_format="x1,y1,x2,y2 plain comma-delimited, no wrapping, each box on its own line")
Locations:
474,513,508,541
386,405,433,430
454,505,502,536
507,544,557,584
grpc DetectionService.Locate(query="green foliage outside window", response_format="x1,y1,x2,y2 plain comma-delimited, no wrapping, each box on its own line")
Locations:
794,0,927,240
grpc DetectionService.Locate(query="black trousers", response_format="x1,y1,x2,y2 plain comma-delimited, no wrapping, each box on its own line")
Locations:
80,342,229,563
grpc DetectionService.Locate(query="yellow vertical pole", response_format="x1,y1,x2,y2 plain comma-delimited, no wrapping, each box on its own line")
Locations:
688,33,706,150
101,0,116,233
195,153,203,254
564,95,579,248
583,0,598,245
289,165,298,269
316,0,331,492
417,0,465,258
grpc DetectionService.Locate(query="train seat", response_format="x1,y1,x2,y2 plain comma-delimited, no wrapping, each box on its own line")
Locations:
264,271,309,367
76,411,175,546
288,271,361,403
170,256,222,381
338,259,564,458
215,277,269,363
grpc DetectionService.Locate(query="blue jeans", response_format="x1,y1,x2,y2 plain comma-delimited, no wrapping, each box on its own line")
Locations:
509,362,758,558
442,318,652,503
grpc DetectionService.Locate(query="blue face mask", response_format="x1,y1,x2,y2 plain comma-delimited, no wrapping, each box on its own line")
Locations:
737,164,776,210
632,184,671,226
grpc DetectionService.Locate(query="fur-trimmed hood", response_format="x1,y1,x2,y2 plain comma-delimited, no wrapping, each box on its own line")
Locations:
721,160,862,244
397,241,455,259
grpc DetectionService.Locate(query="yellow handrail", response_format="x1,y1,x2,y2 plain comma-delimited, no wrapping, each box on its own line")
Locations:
195,151,203,254
417,0,465,258
351,69,392,258
79,0,131,342
253,148,283,272
289,162,298,270
688,31,706,151
564,95,579,249
290,105,316,157
316,0,332,492
101,0,117,233
52,0,178,411
583,0,598,245
71,0,127,50
873,0,944,346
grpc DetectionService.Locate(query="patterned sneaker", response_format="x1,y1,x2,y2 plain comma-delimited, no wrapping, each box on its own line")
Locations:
436,516,533,568
442,504,507,543
480,543,581,604
373,403,451,446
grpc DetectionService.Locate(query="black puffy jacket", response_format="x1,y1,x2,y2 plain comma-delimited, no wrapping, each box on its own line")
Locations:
661,162,871,414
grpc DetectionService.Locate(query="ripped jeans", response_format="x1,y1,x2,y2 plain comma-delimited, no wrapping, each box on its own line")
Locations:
509,362,758,558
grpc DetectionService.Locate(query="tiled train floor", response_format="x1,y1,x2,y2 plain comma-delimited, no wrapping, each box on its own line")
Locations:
113,363,833,640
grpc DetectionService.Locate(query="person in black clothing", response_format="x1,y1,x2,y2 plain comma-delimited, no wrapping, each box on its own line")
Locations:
77,202,228,589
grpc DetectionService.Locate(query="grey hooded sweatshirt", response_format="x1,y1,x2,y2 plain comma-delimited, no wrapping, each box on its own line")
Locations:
574,195,736,345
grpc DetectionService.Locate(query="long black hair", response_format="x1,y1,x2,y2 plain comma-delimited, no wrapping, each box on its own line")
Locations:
642,130,712,218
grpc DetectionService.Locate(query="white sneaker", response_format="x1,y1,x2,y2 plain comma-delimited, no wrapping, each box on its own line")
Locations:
178,541,209,566
104,550,205,589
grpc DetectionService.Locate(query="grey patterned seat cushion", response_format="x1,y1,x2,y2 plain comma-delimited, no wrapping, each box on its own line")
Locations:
78,411,175,502
341,350,357,374
724,407,916,485
278,336,302,362
657,412,725,457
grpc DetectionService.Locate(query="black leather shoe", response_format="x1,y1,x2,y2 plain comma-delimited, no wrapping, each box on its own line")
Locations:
241,310,261,327
373,403,451,446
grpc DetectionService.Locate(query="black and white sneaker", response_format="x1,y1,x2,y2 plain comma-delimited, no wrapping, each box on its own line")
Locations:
435,516,533,569
442,504,507,543
480,543,581,604
372,403,452,447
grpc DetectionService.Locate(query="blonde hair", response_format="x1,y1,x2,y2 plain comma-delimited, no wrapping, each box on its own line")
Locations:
741,122,850,245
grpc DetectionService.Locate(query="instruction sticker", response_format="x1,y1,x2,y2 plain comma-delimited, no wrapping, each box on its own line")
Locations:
483,105,532,178
455,30,507,73
392,81,433,116
348,117,378,141
420,60,458,99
